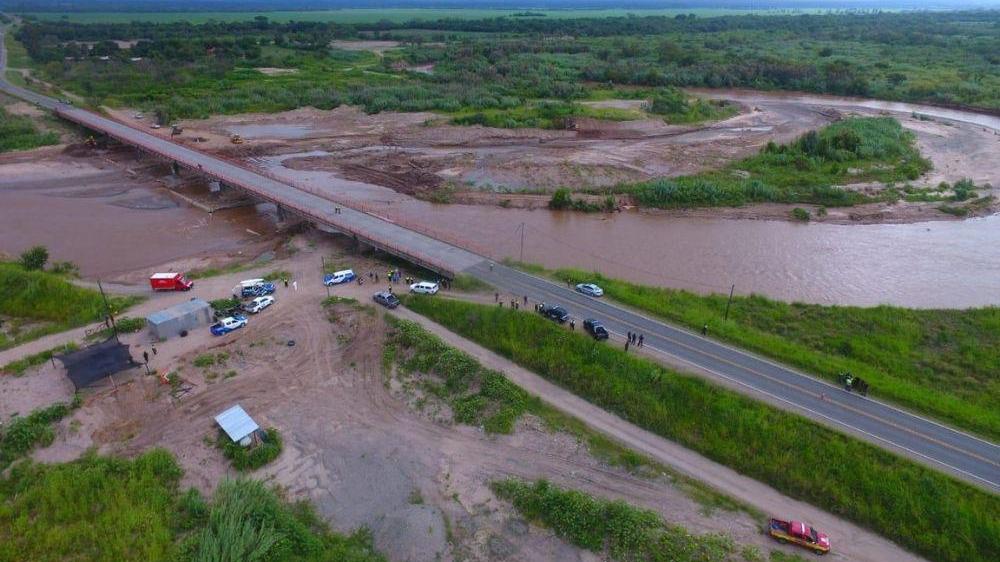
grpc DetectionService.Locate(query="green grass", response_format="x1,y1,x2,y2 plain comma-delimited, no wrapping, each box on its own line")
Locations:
450,101,642,129
617,117,931,208
404,296,1000,562
84,316,146,341
385,314,751,515
217,428,283,471
2,28,31,68
0,449,385,562
549,267,1000,440
0,262,142,351
0,342,78,376
0,105,59,152
385,316,531,434
493,478,738,561
451,274,493,292
0,402,72,470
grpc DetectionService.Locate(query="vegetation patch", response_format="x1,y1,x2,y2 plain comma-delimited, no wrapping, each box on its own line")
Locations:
0,402,72,470
217,427,283,471
618,117,931,208
1,342,78,376
0,105,58,153
405,296,1000,562
550,267,1000,439
0,449,385,562
85,316,146,341
0,261,141,351
493,478,737,561
384,316,530,433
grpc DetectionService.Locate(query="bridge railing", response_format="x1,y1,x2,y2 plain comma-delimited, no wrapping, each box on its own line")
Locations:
63,108,495,274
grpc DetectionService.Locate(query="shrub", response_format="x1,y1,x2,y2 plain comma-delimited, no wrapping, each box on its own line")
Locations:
0,402,72,469
791,207,811,221
549,188,573,210
218,428,283,471
18,246,49,271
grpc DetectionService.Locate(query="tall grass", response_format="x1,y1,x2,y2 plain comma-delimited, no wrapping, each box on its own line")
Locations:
551,267,1000,439
386,316,531,433
0,450,386,562
0,106,59,153
405,296,1000,562
0,449,181,561
493,479,737,561
0,262,142,350
0,402,72,470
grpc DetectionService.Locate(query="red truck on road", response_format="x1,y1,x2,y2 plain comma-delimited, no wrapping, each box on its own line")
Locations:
149,272,194,292
767,518,831,555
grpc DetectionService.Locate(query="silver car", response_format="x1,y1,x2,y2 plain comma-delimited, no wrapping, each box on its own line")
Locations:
575,283,604,297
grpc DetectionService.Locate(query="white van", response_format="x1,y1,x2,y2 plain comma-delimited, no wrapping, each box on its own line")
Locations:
409,281,440,295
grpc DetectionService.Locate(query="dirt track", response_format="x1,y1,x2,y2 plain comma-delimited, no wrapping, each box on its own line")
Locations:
2,233,926,562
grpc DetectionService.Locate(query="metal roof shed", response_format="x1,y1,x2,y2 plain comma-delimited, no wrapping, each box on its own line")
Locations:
146,298,212,340
215,405,260,446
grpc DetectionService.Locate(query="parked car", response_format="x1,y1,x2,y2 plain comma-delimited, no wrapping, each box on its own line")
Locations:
324,269,356,286
373,291,400,309
583,319,609,340
244,296,274,314
409,281,440,295
538,304,570,323
575,283,604,297
241,282,275,298
210,315,247,336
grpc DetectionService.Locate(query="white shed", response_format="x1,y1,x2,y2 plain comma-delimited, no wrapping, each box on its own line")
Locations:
215,404,260,446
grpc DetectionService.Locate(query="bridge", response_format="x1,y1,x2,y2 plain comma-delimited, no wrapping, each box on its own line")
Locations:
1,30,996,492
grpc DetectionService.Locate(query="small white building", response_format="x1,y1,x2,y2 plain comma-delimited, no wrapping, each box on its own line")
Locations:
215,404,260,447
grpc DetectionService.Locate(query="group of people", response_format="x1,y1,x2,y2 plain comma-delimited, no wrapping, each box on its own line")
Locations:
495,292,529,310
624,331,644,351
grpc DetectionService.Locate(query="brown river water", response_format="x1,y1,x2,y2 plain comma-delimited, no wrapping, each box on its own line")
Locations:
2,91,998,308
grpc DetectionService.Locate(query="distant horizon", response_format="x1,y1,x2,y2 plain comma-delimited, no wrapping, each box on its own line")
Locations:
4,0,1000,14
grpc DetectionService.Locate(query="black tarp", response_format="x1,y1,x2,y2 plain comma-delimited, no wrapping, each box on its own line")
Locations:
58,338,137,390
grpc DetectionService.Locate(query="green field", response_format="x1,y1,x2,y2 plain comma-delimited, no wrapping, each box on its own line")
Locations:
404,295,1000,562
546,266,1000,439
18,9,798,24
0,449,385,562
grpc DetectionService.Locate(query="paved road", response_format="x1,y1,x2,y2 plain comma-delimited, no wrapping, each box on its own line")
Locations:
470,262,1000,491
3,29,997,492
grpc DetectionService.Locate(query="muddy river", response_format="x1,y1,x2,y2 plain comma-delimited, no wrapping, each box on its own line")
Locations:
3,91,998,308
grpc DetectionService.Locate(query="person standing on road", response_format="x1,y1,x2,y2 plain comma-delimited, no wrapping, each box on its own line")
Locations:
627,331,632,343
489,262,494,272
293,280,298,292
701,324,708,336
523,295,528,306
638,334,644,347
143,351,149,363
151,345,157,356
569,320,575,331
283,278,289,288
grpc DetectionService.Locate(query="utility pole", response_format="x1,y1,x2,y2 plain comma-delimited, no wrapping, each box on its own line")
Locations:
519,222,525,262
97,280,119,342
724,283,735,322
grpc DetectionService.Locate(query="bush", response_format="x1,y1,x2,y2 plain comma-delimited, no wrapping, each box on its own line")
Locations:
791,207,811,221
549,188,573,210
493,479,736,561
218,428,283,471
0,402,72,469
18,246,49,271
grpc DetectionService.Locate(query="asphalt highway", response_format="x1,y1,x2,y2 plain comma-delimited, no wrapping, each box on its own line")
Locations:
469,261,1000,491
2,28,997,492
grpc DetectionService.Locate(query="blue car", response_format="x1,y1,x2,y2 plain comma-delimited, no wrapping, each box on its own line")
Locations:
241,283,276,298
210,315,247,336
